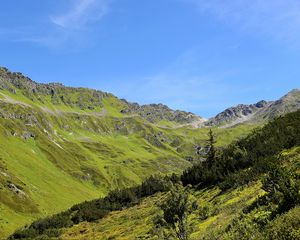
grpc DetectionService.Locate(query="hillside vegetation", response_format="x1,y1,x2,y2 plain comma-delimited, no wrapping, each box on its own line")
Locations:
9,109,300,239
0,67,257,238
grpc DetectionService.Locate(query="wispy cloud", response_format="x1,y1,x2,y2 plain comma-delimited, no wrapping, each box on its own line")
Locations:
1,0,111,49
184,0,300,47
51,0,110,30
99,49,245,117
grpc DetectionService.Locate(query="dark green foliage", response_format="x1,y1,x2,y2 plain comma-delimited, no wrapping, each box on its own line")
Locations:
182,110,300,189
206,129,216,168
262,164,300,214
159,184,190,240
9,175,174,239
264,206,300,240
198,205,210,220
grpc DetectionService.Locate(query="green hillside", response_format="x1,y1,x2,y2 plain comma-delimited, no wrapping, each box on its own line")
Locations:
0,68,256,238
10,109,300,240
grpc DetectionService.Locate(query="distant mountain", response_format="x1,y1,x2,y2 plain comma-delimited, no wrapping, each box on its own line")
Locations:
0,67,204,127
256,89,300,120
0,66,298,238
0,67,213,238
205,100,270,127
206,89,300,127
120,100,205,125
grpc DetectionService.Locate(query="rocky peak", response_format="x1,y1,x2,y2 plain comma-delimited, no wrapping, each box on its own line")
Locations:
0,66,112,110
120,100,204,125
205,100,270,127
206,89,300,127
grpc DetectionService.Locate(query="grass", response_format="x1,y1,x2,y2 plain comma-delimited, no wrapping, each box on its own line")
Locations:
58,182,264,240
61,194,162,240
59,145,300,240
0,87,255,239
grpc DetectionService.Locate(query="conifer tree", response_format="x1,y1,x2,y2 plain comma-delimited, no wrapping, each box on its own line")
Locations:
206,129,216,168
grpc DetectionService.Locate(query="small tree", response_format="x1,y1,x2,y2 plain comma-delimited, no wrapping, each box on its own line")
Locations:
206,129,216,168
159,184,191,240
262,164,300,214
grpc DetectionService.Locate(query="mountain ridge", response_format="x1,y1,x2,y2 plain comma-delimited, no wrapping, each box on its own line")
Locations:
206,89,300,127
2,67,300,129
0,66,299,238
0,67,205,127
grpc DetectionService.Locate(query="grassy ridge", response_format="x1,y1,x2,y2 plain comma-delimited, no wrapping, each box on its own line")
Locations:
0,87,255,238
15,110,300,240
0,67,257,238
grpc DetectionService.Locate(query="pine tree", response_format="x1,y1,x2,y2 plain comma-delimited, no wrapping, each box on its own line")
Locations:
159,184,190,240
206,129,216,168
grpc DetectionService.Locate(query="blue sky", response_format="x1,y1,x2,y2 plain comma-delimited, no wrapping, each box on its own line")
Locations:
0,0,300,118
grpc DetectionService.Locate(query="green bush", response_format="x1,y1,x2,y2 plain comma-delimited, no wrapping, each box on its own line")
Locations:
264,206,300,240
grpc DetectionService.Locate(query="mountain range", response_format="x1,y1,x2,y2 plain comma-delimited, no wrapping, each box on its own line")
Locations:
0,67,299,238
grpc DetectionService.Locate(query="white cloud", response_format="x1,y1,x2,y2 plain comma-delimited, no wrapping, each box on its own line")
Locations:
184,0,300,46
13,0,112,49
51,0,110,30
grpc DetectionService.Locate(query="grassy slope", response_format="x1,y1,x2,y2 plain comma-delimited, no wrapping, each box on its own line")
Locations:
60,147,300,240
0,87,256,238
60,182,263,240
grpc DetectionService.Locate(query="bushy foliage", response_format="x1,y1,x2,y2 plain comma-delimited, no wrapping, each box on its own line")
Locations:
262,164,300,214
182,110,300,189
264,206,300,240
158,184,192,240
9,175,175,239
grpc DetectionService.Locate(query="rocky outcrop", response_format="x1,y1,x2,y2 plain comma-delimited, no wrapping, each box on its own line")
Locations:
207,89,300,127
0,67,110,110
256,89,300,120
7,183,26,196
120,101,205,125
205,100,270,126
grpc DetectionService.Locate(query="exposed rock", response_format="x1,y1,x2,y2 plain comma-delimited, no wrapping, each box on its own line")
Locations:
185,156,194,162
7,183,26,196
120,100,204,125
206,100,269,127
22,132,35,140
82,173,92,181
206,89,300,127
0,67,110,110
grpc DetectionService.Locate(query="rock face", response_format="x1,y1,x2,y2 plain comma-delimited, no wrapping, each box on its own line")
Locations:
205,100,270,126
256,89,300,120
120,100,205,125
206,89,300,127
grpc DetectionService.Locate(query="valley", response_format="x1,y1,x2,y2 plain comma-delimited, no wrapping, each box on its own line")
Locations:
0,67,299,239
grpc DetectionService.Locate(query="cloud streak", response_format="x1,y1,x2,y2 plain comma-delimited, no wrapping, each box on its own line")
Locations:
184,0,300,47
51,0,110,30
12,0,112,49
98,49,244,117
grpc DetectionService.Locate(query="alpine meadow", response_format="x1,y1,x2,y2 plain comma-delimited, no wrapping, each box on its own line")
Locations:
1,1,300,239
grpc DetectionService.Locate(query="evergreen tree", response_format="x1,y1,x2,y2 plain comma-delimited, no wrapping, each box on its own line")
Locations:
206,129,216,168
159,184,191,240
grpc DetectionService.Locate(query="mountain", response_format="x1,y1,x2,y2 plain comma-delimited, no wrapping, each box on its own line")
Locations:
205,100,270,127
0,66,299,238
206,89,300,127
0,67,204,127
121,100,206,126
10,109,300,240
0,67,252,238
